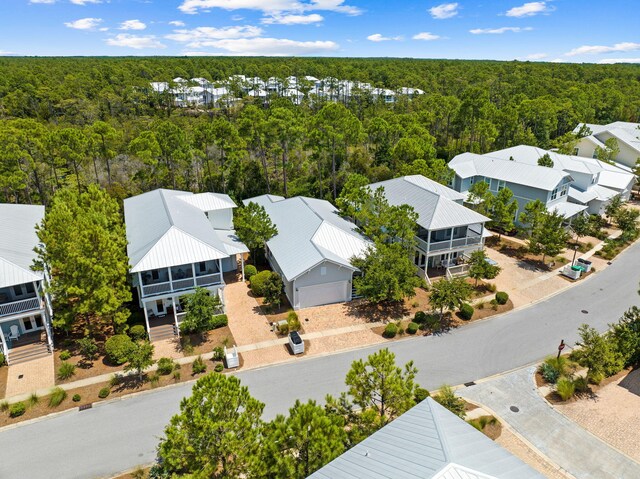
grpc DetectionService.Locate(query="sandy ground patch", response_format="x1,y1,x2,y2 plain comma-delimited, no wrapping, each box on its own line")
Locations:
497,427,571,479
554,368,640,463
152,338,183,360
5,355,55,398
225,281,276,346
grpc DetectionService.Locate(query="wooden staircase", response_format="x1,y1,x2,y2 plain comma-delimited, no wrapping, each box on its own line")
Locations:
8,341,51,366
148,316,178,342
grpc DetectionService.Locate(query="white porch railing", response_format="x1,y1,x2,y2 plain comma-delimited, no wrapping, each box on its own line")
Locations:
172,278,196,291
415,265,432,287
141,281,172,297
416,234,483,254
0,297,42,318
196,273,222,287
446,264,471,280
141,273,223,298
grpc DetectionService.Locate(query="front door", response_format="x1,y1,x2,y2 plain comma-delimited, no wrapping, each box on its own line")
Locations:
20,315,44,333
156,300,165,314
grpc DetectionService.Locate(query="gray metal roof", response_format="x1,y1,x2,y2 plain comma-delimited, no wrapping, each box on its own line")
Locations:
450,153,569,192
243,195,372,282
0,204,45,288
368,176,489,231
123,189,247,273
487,146,601,175
309,398,543,479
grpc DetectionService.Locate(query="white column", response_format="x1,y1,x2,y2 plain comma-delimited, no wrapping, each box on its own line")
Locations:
449,228,454,251
171,296,180,337
138,272,144,300
167,267,174,291
219,259,224,285
241,255,245,282
142,302,151,339
192,263,197,288
0,325,8,364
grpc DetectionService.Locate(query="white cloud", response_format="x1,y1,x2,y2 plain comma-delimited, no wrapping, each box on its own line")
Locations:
262,14,324,25
169,20,186,27
70,0,102,5
0,50,16,55
505,2,552,17
64,17,103,30
166,25,263,46
522,52,547,60
106,34,166,49
29,0,56,3
119,19,147,30
412,32,441,41
565,42,640,57
367,33,402,42
470,26,532,34
598,58,640,64
184,37,339,56
429,3,459,19
178,0,361,16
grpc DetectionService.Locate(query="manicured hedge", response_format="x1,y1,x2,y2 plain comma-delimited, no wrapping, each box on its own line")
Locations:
495,291,509,305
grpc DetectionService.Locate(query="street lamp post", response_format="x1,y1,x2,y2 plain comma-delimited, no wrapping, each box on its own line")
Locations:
572,244,579,266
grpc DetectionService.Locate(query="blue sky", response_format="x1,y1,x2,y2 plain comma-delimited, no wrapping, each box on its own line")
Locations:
0,0,638,62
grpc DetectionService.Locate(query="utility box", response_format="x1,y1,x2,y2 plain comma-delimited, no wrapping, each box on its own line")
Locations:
224,345,240,368
577,258,592,273
288,331,304,355
562,265,582,280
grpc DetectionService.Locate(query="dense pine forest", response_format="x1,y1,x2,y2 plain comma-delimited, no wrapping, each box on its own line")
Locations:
1,56,639,205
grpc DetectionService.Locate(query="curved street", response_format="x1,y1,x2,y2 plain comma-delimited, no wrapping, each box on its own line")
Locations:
1,242,639,479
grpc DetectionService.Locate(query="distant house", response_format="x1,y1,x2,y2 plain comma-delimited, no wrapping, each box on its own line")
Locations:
367,175,490,283
449,151,587,223
124,189,248,341
573,121,640,170
482,145,634,215
309,397,543,479
244,195,372,310
0,204,53,365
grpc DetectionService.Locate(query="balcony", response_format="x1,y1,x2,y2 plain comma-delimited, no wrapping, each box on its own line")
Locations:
141,273,223,298
415,234,483,254
0,297,42,318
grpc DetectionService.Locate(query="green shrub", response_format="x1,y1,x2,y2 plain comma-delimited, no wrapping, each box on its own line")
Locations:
459,303,474,321
434,385,466,418
539,362,560,384
173,370,181,381
72,394,81,402
287,311,301,332
214,363,224,373
49,387,67,407
105,334,135,365
414,387,430,402
539,356,573,384
212,346,224,361
157,357,175,375
383,323,398,338
0,353,5,366
495,291,509,305
486,283,497,293
406,322,419,335
148,372,160,387
278,321,289,335
573,376,589,394
57,361,76,380
98,387,110,399
244,264,257,280
28,393,39,406
250,270,272,296
77,337,98,360
414,311,428,324
9,402,26,418
192,356,206,375
468,415,498,432
109,374,120,388
129,324,147,341
397,325,405,336
209,314,228,329
587,370,605,385
59,350,72,361
556,377,576,401
0,401,8,412
489,299,498,310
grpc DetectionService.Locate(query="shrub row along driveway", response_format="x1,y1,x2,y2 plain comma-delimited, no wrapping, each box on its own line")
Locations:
0,241,639,479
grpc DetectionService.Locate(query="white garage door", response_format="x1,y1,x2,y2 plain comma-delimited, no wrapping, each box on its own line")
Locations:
296,281,350,309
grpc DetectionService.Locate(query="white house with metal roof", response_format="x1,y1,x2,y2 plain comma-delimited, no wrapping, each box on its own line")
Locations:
368,176,490,284
309,397,543,479
244,195,372,310
0,204,54,365
483,145,634,215
124,189,248,340
449,151,587,223
573,121,640,170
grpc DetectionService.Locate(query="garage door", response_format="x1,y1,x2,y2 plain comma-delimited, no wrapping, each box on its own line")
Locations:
296,281,350,309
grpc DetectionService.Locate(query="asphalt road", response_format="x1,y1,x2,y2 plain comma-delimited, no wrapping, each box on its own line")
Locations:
1,242,638,479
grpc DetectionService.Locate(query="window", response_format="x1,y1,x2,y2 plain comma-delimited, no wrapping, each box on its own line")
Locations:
490,178,498,191
13,285,23,297
469,177,475,185
199,262,206,273
560,185,569,197
26,283,35,294
320,266,327,276
551,188,559,201
497,180,506,191
151,270,159,281
573,147,579,156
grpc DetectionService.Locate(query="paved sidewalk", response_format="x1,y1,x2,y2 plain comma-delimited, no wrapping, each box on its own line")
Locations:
5,355,55,398
459,367,640,479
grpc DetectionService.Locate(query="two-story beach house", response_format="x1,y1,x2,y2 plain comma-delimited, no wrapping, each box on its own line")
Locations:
449,151,588,224
0,204,54,365
367,175,491,284
124,189,248,341
573,121,640,170
244,195,372,310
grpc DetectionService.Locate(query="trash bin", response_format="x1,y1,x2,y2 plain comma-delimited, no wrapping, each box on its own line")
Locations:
288,331,304,355
563,265,581,280
577,258,592,272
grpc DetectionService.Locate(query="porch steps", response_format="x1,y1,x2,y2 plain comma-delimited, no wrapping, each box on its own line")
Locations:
149,323,177,342
8,342,51,366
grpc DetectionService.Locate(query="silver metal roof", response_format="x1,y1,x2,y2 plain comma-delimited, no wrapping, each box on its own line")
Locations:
309,397,543,479
243,195,372,282
550,201,588,218
368,176,489,231
450,153,569,192
124,189,247,273
0,204,44,288
487,146,601,175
